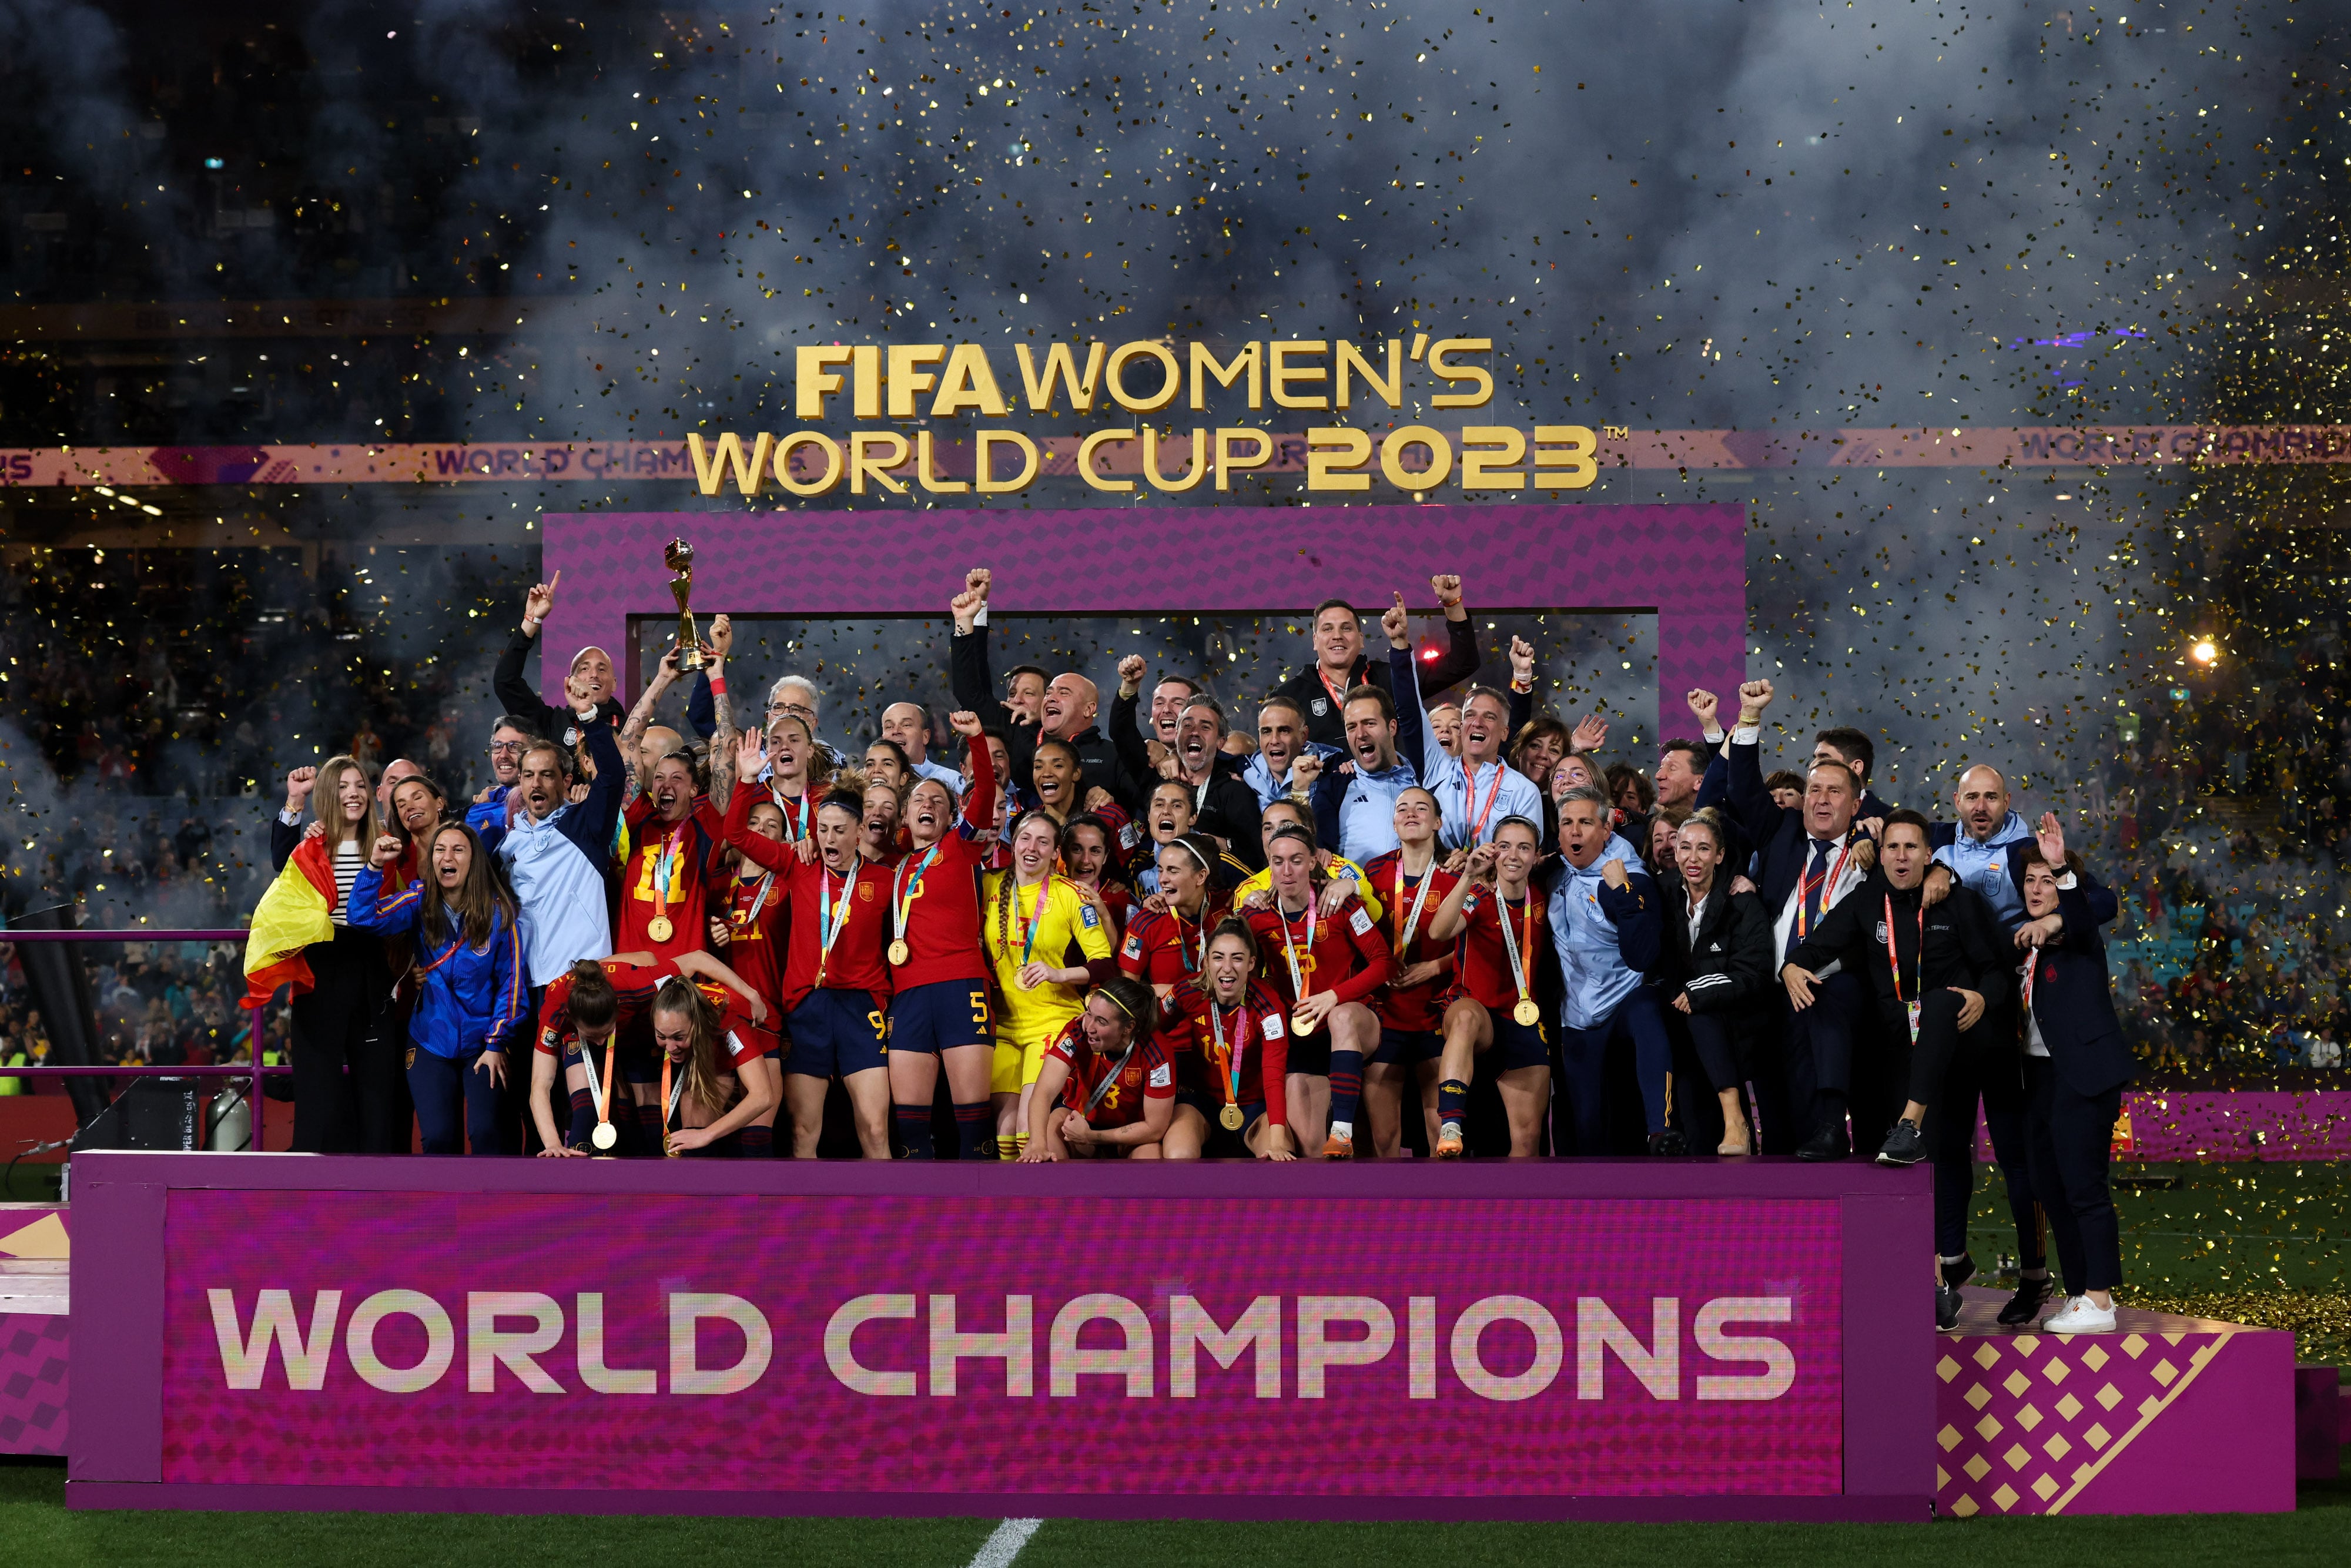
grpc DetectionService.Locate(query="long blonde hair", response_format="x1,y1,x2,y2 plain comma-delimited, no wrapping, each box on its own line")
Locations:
652,978,740,1128
312,755,382,850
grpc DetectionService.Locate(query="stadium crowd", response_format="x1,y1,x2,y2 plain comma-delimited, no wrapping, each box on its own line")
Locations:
215,566,2140,1332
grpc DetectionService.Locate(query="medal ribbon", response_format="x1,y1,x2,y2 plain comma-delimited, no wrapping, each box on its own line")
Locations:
893,844,942,942
1003,873,1053,967
1082,1032,1143,1115
1392,857,1438,954
734,866,775,933
1278,897,1319,1003
575,1031,617,1138
1208,999,1250,1110
816,866,858,981
1497,890,1536,1013
768,783,809,842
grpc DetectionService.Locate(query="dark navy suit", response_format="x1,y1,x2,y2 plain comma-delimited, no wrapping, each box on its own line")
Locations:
2020,868,2134,1294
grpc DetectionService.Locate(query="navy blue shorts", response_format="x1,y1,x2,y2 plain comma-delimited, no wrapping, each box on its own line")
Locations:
1285,1026,1332,1077
785,989,889,1079
1177,1085,1267,1130
1489,1011,1550,1073
1374,1027,1442,1066
887,977,993,1056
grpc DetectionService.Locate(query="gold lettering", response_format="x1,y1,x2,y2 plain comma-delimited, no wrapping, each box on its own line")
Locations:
1214,428,1274,492
1335,340,1402,410
917,430,968,494
1426,338,1494,409
886,344,946,419
1532,425,1598,491
1077,429,1136,493
1267,341,1329,410
1143,426,1208,492
975,430,1040,494
795,345,853,420
1458,427,1527,491
931,344,1010,418
1305,427,1372,492
849,430,909,494
1014,341,1106,412
851,345,883,419
1107,341,1183,414
773,432,843,497
1379,425,1452,491
1187,340,1261,411
686,432,773,497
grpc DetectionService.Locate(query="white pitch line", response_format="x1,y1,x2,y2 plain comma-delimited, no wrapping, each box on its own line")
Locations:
967,1516,1044,1568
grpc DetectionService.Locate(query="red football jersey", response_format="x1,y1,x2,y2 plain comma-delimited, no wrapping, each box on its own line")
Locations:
1046,1017,1176,1131
1244,892,1393,1013
1362,850,1459,1033
1159,976,1290,1125
1455,886,1548,1013
535,955,681,1057
889,735,999,991
1116,896,1229,989
618,797,726,963
722,789,895,1007
715,862,789,1031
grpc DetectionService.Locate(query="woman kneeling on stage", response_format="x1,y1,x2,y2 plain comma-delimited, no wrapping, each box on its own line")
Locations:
646,976,779,1157
1159,918,1294,1161
1020,978,1173,1160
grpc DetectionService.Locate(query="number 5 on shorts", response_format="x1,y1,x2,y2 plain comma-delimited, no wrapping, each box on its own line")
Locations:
969,990,990,1030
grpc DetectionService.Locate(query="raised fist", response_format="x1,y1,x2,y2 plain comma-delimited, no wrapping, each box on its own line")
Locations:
1429,573,1463,608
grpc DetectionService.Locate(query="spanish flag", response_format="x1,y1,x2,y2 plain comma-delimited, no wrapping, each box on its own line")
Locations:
241,836,340,1010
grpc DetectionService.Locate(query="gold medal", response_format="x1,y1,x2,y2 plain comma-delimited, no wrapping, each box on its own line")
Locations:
1513,998,1541,1027
888,939,910,966
647,914,674,943
1220,1103,1245,1132
1291,1009,1316,1037
591,1121,617,1151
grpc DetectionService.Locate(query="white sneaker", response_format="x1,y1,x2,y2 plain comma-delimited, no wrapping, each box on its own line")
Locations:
2043,1296,2118,1334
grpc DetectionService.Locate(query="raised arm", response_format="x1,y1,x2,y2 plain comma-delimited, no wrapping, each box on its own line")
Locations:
1724,679,1787,849
705,615,738,812
565,706,627,862
618,646,684,806
1382,592,1434,781
1110,654,1154,798
950,714,997,834
1416,574,1481,694
495,572,561,728
947,569,993,715
341,839,424,936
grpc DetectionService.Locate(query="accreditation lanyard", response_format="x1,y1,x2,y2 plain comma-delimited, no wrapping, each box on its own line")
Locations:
1208,999,1251,1109
1796,837,1859,942
1464,764,1507,843
815,865,858,984
1392,859,1438,955
1278,899,1319,1001
1317,663,1352,716
651,821,688,911
1496,891,1538,1014
1885,894,1925,1044
893,845,942,943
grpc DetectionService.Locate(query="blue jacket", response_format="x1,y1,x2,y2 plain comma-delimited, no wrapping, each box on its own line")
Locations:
1243,742,1345,810
1544,834,1662,1030
465,786,513,853
346,868,528,1059
2024,867,2135,1097
497,719,625,987
1928,812,2033,928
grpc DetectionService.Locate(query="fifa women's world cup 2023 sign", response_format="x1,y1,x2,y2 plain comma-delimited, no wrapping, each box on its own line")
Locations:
684,333,1599,501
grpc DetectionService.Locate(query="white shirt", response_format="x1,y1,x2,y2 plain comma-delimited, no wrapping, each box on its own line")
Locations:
1772,828,1869,964
1686,889,1710,950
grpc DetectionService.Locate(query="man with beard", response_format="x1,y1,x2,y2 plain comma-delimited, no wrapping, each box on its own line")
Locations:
465,715,537,847
1419,683,1542,854
1162,696,1266,870
1272,576,1482,747
948,568,1128,808
497,715,627,994
1243,695,1344,809
495,572,624,753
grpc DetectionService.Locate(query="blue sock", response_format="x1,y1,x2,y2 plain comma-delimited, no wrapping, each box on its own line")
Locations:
894,1104,936,1159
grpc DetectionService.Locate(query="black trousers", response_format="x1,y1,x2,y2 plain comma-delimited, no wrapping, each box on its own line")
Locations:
2023,1056,2123,1294
1782,969,1870,1138
1929,1006,2041,1268
288,926,406,1154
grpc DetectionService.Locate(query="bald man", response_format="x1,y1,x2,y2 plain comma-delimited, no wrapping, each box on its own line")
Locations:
1927,764,2032,927
946,568,1134,809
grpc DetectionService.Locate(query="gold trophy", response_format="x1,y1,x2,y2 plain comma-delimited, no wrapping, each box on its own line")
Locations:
664,538,706,672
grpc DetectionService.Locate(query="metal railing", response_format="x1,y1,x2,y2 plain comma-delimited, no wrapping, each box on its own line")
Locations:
0,927,283,1135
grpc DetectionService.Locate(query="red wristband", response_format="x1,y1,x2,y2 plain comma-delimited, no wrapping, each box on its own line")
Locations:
709,674,728,698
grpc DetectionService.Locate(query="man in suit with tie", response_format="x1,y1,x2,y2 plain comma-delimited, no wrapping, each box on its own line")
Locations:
1725,680,1881,1158
2011,815,2134,1334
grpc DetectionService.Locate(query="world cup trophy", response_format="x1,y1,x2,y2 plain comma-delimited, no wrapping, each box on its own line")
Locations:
664,538,706,672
